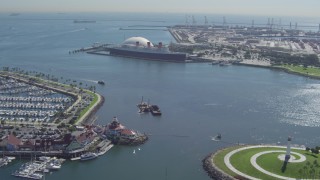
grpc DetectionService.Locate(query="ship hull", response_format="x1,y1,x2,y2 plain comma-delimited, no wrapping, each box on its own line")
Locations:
109,48,186,62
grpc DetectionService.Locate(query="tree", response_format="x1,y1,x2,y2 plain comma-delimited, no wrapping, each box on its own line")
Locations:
311,148,319,155
13,118,17,127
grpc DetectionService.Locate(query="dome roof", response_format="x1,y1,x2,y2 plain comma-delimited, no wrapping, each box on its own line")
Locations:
122,37,153,47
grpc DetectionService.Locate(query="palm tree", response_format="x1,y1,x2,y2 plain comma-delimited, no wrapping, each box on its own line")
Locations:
13,118,17,127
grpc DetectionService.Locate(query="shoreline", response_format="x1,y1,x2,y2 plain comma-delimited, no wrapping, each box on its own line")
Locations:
168,26,320,80
79,94,105,125
234,63,320,80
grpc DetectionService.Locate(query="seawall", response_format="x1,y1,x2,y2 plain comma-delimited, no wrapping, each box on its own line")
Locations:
202,150,236,180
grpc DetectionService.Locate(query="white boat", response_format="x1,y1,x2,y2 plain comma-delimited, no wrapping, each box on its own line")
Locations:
80,152,98,161
46,162,61,170
6,156,16,161
38,156,51,162
28,173,43,180
46,158,61,170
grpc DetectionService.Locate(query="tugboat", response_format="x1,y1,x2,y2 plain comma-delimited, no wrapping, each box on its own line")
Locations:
149,105,162,116
98,80,105,85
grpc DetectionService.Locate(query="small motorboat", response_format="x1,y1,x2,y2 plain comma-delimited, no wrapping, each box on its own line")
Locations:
97,80,105,85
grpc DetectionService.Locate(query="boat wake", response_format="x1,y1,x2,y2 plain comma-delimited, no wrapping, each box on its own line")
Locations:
37,28,86,39
80,79,99,83
204,103,218,106
210,133,222,141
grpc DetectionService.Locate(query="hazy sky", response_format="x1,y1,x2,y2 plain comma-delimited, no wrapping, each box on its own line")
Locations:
1,0,320,17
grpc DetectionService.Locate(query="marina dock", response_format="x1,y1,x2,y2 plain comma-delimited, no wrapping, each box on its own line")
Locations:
12,156,65,179
71,140,114,161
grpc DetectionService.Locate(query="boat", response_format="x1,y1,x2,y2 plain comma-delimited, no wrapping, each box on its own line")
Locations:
97,80,105,85
28,173,43,180
9,13,20,16
46,159,61,170
108,37,187,62
149,105,162,116
38,156,50,162
0,156,15,167
73,20,96,23
80,152,98,161
137,96,150,113
46,163,61,170
211,61,220,65
219,61,232,66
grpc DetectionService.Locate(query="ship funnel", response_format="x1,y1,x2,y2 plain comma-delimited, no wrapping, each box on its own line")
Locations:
147,42,151,48
158,42,162,49
136,41,140,46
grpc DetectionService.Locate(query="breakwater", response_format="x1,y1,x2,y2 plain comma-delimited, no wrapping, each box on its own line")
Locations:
81,95,105,125
202,150,236,180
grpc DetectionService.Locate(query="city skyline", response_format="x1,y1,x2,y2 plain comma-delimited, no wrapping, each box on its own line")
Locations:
1,0,320,17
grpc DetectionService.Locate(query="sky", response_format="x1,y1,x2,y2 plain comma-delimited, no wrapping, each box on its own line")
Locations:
1,0,320,17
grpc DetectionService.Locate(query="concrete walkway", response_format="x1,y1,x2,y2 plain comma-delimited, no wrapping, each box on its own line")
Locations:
251,150,306,180
224,145,306,180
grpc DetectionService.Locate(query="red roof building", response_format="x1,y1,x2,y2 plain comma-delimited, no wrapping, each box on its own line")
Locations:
6,134,22,151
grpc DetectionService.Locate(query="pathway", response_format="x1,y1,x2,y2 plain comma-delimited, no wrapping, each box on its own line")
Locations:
224,145,306,180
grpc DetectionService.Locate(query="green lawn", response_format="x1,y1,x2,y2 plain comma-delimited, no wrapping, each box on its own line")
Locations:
213,146,320,179
230,147,284,180
278,64,320,77
257,151,319,179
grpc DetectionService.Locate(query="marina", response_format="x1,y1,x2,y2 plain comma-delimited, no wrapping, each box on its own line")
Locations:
0,75,73,124
11,157,65,179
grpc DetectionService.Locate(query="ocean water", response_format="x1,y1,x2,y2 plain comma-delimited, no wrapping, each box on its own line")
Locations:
1,12,320,180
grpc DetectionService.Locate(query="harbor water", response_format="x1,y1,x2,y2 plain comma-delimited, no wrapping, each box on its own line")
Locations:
1,13,320,180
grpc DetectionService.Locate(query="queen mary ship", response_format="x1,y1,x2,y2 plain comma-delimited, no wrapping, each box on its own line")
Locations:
108,37,187,62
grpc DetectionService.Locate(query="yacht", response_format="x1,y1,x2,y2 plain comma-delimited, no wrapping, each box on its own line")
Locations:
80,152,98,161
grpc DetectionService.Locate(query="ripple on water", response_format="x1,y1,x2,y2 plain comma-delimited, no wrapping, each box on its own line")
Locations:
271,84,320,127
